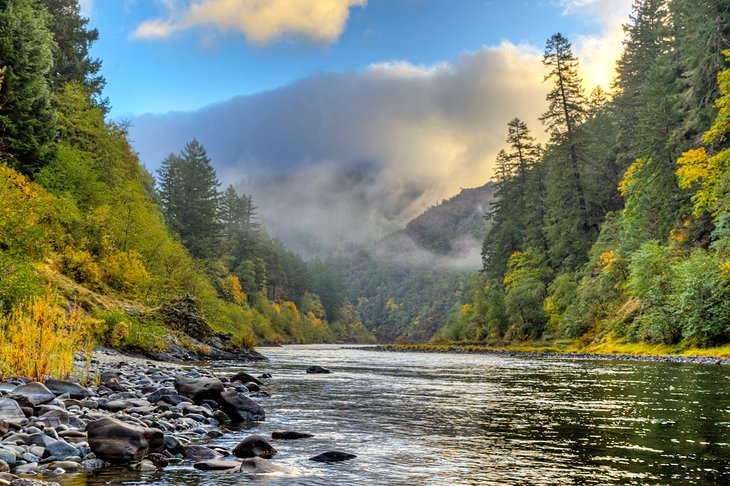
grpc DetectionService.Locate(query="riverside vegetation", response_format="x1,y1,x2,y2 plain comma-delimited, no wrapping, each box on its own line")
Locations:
0,0,374,380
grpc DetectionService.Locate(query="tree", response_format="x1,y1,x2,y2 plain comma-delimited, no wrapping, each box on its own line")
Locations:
0,0,56,174
38,0,105,101
156,139,222,259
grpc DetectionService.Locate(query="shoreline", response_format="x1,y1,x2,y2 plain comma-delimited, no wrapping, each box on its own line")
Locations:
355,345,730,366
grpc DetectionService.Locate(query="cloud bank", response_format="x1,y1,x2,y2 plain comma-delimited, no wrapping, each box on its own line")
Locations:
132,0,367,45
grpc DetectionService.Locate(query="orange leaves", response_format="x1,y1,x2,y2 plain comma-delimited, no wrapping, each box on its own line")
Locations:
222,275,246,306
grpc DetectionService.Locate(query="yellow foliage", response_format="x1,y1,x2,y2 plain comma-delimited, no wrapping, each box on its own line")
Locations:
59,246,101,286
0,289,93,381
386,298,398,312
222,275,246,306
272,303,281,314
460,303,472,316
102,250,150,295
283,301,300,320
618,158,644,197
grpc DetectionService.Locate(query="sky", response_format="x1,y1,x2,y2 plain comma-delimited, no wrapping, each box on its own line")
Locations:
82,0,634,257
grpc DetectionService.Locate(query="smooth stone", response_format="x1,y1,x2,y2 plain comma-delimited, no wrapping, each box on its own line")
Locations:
272,430,314,440
0,450,15,466
193,460,241,471
135,459,157,472
163,435,184,455
230,372,262,386
87,417,164,464
0,461,7,473
305,366,332,374
309,451,357,462
243,383,260,392
43,381,89,400
0,400,23,421
232,435,277,459
239,457,289,474
47,461,80,471
145,453,169,468
12,462,38,474
9,384,55,406
45,440,79,459
184,445,221,461
174,377,223,405
216,390,265,423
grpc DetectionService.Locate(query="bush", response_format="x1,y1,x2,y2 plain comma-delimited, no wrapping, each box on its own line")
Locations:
0,252,45,313
94,308,131,348
102,250,150,296
59,246,101,285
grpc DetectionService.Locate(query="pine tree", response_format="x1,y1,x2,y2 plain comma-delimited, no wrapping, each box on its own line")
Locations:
0,0,56,174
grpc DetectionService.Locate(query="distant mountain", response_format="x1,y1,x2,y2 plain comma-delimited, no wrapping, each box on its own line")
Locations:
375,182,495,269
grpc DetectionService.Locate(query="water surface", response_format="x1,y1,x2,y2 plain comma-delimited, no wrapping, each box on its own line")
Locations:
63,344,730,485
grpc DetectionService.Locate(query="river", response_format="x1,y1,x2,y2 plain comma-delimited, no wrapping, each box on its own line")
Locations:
63,344,730,485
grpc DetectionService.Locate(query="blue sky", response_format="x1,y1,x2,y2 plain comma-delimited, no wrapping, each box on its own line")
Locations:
85,0,627,118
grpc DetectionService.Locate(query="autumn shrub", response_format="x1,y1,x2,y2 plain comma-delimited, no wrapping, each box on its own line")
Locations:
0,289,93,381
0,252,45,313
102,250,150,296
59,246,101,285
94,308,131,348
222,275,246,305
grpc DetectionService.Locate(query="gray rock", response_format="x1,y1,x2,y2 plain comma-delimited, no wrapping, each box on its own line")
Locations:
193,460,241,471
232,435,277,459
217,390,265,423
174,377,223,404
272,430,314,440
239,457,289,474
305,366,332,374
12,463,38,474
309,451,357,462
0,399,23,421
230,372,262,386
43,381,89,400
9,384,55,406
0,450,15,466
135,459,157,472
0,460,7,473
184,445,221,461
45,440,79,459
87,417,164,464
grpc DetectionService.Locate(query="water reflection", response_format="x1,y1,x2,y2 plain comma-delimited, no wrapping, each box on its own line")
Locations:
57,345,730,485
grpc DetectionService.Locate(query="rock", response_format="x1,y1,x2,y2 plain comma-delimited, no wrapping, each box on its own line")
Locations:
174,377,223,404
9,384,55,406
43,380,88,400
184,445,221,461
230,372,262,386
46,461,80,472
87,417,164,464
0,421,8,435
0,461,7,473
145,453,169,468
163,435,184,455
217,390,265,423
0,450,16,466
243,382,260,392
136,459,157,472
309,451,357,462
12,463,38,474
259,372,272,380
232,435,277,459
159,295,213,341
239,457,289,474
272,430,314,440
45,440,79,459
305,366,332,374
193,460,241,471
0,399,24,421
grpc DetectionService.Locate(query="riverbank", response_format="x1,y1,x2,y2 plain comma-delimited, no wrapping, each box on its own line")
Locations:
0,348,351,485
361,343,730,365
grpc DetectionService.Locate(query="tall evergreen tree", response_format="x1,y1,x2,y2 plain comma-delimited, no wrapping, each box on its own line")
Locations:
0,0,56,174
156,140,221,259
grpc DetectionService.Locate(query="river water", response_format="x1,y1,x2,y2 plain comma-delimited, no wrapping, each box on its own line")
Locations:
63,344,730,485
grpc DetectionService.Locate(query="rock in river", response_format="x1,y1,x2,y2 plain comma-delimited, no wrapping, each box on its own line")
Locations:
232,435,277,459
230,372,262,386
272,430,314,440
9,383,55,406
174,376,224,404
309,451,357,462
87,417,164,463
217,390,265,423
306,366,332,374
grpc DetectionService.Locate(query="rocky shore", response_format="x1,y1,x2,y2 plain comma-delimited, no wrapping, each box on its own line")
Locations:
0,349,354,486
359,345,730,366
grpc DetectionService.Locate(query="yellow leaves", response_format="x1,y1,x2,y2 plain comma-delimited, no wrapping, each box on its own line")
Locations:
102,250,150,296
0,288,93,382
722,261,730,281
222,275,246,306
598,251,619,275
283,301,300,320
272,303,281,314
386,298,398,312
460,303,472,316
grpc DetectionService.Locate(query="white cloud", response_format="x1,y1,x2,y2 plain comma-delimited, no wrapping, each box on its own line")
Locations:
132,0,367,45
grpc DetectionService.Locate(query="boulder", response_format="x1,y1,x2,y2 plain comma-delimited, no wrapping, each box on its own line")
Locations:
174,377,223,404
272,430,314,440
43,380,89,400
9,383,55,406
184,445,221,461
217,390,265,423
239,457,289,474
232,435,277,459
230,372,262,386
44,440,79,459
159,295,213,340
193,460,241,471
305,366,332,374
243,383,260,392
309,451,356,462
0,400,23,421
87,417,164,464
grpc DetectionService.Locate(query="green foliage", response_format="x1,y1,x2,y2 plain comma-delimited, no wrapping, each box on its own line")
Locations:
0,252,44,313
94,308,130,348
0,0,56,173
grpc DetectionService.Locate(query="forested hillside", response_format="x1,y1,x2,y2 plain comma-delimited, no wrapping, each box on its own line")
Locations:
0,0,373,361
442,0,730,351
